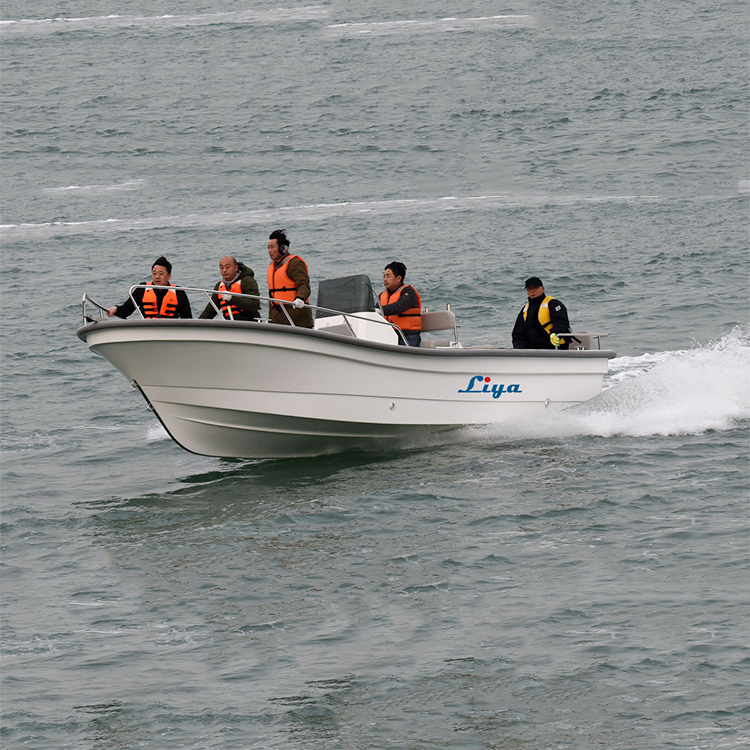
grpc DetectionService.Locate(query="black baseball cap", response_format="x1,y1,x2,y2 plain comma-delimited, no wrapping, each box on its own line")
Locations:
524,276,543,288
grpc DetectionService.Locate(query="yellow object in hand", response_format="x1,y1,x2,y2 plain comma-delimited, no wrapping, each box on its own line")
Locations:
550,333,562,347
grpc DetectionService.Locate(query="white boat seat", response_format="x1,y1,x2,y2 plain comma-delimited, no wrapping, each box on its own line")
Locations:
564,332,606,351
420,310,456,332
568,333,592,350
419,308,459,347
420,339,452,348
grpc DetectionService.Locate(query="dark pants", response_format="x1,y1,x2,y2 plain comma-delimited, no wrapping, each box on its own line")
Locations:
398,331,422,348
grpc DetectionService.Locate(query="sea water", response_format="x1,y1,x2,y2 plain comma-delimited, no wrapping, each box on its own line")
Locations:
1,1,748,748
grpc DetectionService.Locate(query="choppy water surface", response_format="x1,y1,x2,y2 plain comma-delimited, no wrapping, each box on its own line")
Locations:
1,1,748,748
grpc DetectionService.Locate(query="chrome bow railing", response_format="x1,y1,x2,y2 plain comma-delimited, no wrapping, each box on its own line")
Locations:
81,294,111,323
82,285,416,345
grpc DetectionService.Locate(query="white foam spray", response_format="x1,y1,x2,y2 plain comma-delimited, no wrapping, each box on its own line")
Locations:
145,423,170,442
474,327,750,442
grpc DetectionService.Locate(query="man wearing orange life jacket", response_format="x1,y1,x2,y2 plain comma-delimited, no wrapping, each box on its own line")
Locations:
266,229,313,328
511,276,571,349
107,256,192,319
379,261,422,347
199,256,260,321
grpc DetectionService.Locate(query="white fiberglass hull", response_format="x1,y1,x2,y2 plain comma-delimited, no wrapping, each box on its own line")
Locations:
78,320,615,458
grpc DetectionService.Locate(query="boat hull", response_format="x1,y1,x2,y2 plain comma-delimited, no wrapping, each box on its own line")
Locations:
78,320,615,458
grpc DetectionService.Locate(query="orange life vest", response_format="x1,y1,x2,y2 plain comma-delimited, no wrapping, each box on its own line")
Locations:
267,255,309,307
380,285,422,331
142,283,179,318
218,279,243,319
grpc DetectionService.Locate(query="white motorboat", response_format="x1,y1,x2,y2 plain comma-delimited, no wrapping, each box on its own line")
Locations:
77,275,615,458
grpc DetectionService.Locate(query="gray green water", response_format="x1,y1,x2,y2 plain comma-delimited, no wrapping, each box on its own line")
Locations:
2,1,749,747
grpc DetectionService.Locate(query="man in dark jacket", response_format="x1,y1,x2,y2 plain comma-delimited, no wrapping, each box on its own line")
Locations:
512,276,571,349
107,256,192,319
199,256,260,321
379,261,422,347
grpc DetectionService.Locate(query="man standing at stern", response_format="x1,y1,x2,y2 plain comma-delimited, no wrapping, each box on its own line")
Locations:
266,229,313,328
199,256,260,321
380,261,422,347
512,276,571,349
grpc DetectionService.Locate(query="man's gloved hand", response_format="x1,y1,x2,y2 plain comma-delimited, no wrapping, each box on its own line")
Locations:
292,298,305,309
550,333,563,348
219,293,232,302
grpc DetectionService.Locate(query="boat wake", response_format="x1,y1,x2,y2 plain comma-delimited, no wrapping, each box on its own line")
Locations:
474,326,750,441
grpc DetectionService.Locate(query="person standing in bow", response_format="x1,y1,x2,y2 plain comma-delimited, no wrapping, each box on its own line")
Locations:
107,256,192,319
266,229,313,328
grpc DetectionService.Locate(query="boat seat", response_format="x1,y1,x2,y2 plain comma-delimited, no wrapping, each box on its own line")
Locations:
564,332,606,351
420,338,452,348
419,308,459,347
568,333,592,350
421,310,456,333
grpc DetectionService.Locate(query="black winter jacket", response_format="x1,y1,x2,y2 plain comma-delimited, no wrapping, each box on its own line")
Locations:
512,294,570,349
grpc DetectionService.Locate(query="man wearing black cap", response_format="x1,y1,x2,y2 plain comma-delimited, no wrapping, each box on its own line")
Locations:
511,277,570,349
107,257,192,319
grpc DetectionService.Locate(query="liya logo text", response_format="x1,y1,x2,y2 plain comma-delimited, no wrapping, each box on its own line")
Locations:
458,376,522,399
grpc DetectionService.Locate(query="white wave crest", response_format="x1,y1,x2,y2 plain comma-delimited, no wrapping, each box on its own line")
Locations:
478,327,750,441
327,15,535,37
0,193,673,240
43,179,145,195
0,7,329,36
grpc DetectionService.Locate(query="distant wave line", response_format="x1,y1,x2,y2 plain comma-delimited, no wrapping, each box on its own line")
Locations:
1,194,676,239
327,15,536,36
43,179,145,194
0,7,330,35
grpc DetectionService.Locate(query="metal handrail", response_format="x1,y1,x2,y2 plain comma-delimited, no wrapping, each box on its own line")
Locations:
85,284,413,345
558,332,608,337
81,294,111,323
555,331,608,351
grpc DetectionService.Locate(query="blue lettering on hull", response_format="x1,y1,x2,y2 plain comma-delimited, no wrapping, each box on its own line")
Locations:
458,376,522,399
